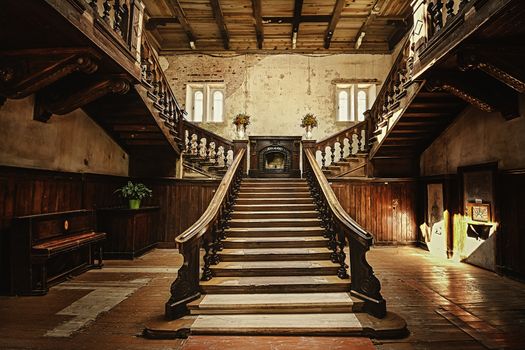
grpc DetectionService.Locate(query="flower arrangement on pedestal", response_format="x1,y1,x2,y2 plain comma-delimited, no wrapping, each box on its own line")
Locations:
300,113,318,139
233,113,251,139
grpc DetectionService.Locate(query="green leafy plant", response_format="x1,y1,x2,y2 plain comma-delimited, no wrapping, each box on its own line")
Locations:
114,181,153,200
300,113,318,128
233,113,251,126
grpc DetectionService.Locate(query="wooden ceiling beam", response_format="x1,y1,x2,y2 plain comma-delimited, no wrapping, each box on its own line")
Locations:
354,0,385,49
251,0,264,49
324,0,346,49
291,0,304,49
166,0,197,47
210,0,230,50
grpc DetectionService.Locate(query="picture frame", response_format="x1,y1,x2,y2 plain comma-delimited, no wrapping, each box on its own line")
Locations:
470,203,491,222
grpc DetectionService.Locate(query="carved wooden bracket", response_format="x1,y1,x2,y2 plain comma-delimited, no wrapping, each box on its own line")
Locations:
0,48,102,101
34,74,132,122
427,72,520,120
458,51,525,93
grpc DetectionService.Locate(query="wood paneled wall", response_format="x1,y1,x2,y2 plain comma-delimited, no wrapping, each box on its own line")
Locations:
330,178,418,244
0,166,219,293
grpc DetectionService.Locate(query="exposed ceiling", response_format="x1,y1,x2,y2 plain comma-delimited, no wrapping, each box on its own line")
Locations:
143,0,412,54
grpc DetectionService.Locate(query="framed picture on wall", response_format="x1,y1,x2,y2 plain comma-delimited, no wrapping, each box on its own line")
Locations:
459,163,497,222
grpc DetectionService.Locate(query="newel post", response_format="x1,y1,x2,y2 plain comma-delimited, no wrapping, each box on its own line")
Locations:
233,140,248,176
301,140,316,177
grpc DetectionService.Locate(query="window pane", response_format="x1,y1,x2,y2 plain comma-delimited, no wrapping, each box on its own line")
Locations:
194,91,203,122
338,90,349,121
212,91,223,122
357,90,367,121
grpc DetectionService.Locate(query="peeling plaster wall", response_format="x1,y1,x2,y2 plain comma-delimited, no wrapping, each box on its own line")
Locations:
421,96,525,176
0,96,129,176
163,53,393,140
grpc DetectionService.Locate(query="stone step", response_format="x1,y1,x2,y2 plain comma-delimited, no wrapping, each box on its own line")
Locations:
200,275,350,293
229,218,322,228
210,260,338,276
233,203,316,212
239,186,309,193
240,182,308,188
231,210,318,220
218,247,332,261
237,191,311,198
225,226,325,237
222,236,328,249
243,178,305,182
187,293,362,315
235,197,313,205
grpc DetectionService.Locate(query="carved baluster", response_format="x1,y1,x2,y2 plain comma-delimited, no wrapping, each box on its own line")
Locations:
185,130,190,152
358,128,364,152
88,0,99,14
102,0,111,22
113,0,123,35
339,140,344,161
224,148,229,168
446,0,455,20
336,231,350,279
434,0,444,31
201,238,213,281
321,149,326,168
210,222,221,265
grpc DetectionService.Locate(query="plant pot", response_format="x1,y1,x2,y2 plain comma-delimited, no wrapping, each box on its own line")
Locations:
129,199,141,209
304,125,313,140
236,124,246,139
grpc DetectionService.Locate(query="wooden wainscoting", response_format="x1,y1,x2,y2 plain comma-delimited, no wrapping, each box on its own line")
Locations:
330,178,418,244
0,166,220,293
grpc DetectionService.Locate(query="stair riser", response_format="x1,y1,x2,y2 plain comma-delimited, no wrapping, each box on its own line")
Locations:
210,267,339,277
233,205,316,212
239,187,309,192
218,252,332,261
201,283,350,294
237,192,310,199
236,198,313,205
222,240,327,249
229,220,322,228
231,212,318,219
226,230,325,237
190,328,366,337
189,305,360,315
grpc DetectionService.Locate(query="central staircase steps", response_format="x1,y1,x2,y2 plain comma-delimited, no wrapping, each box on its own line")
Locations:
236,197,313,205
210,260,340,276
233,203,316,211
222,236,328,249
200,275,351,293
187,293,363,314
218,247,332,261
225,226,325,237
229,218,322,228
231,210,319,219
237,191,311,198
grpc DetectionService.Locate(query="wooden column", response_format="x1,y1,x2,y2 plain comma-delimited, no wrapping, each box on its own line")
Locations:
301,139,316,178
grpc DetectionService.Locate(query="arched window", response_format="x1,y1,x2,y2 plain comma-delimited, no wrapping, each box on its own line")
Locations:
357,90,367,121
338,90,349,121
212,90,224,122
193,91,203,122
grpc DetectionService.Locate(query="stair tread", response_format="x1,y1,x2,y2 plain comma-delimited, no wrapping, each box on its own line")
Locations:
232,210,318,215
234,204,314,208
191,313,361,331
223,236,326,243
220,247,331,255
229,218,321,223
240,187,308,190
190,292,354,308
200,275,349,287
213,260,338,269
239,192,310,195
226,227,323,232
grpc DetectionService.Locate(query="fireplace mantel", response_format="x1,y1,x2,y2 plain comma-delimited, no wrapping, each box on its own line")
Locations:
249,136,301,178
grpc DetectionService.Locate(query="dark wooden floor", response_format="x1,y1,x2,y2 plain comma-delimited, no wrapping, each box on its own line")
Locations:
0,247,524,349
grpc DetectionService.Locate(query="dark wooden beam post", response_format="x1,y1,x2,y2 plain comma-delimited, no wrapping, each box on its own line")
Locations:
251,0,264,49
166,0,198,48
301,139,316,177
210,0,230,50
233,140,249,175
291,0,304,49
324,0,345,49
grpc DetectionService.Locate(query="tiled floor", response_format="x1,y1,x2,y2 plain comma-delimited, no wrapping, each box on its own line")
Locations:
1,247,524,349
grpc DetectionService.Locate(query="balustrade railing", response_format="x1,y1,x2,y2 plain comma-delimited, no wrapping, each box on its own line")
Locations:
140,39,184,145
83,0,144,58
303,146,386,318
315,121,368,169
183,121,235,169
165,148,246,319
427,0,473,42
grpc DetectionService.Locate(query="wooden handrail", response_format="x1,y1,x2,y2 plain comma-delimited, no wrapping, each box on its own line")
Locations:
303,147,386,318
176,148,244,244
165,148,246,319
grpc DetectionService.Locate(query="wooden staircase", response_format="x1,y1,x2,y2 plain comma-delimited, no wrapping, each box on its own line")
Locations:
145,176,407,338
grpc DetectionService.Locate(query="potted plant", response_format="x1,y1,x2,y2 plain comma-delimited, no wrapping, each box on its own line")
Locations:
300,113,318,139
232,113,251,139
114,181,153,209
